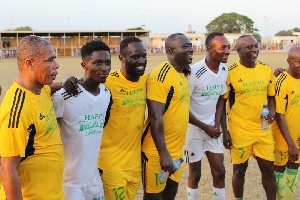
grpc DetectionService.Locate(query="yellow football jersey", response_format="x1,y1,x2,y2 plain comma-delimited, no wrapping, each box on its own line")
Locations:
98,70,147,171
224,61,275,135
0,173,6,200
0,81,64,199
142,61,190,157
271,71,300,150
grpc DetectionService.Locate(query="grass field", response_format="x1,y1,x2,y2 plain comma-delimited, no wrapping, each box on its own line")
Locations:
0,52,299,199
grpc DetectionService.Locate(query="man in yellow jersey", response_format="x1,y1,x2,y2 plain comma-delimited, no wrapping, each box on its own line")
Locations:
222,35,276,200
272,46,300,200
0,85,5,200
0,36,65,199
98,37,147,200
142,33,193,200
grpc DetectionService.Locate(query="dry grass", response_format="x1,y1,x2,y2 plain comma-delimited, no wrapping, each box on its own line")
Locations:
1,52,299,199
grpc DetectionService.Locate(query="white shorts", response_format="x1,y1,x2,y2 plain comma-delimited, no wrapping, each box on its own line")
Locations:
64,180,105,200
183,127,223,163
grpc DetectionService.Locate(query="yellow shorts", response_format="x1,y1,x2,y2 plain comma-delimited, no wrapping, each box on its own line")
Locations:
0,173,6,200
18,152,65,200
230,131,275,164
274,149,300,166
99,166,142,200
141,152,184,193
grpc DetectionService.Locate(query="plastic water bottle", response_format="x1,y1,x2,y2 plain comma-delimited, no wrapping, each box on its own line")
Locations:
261,104,269,130
158,158,184,181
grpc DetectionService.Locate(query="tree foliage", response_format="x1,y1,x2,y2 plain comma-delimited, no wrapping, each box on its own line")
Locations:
5,26,33,31
275,27,300,36
206,12,258,34
14,26,33,31
127,26,144,30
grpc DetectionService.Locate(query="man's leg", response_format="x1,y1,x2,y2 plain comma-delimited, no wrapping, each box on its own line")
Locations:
206,152,225,200
143,192,162,200
256,157,276,200
232,161,248,199
285,161,299,199
161,178,179,200
187,160,201,200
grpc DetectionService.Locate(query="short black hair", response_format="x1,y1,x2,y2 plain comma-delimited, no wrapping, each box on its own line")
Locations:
165,33,184,53
81,40,110,61
120,37,142,56
236,35,254,49
205,32,224,47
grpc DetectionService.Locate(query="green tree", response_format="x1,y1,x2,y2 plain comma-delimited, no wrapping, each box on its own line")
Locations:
5,26,33,31
127,26,144,30
205,12,258,34
275,27,300,36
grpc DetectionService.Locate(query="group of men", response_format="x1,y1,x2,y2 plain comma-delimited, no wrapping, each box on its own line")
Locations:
0,32,299,200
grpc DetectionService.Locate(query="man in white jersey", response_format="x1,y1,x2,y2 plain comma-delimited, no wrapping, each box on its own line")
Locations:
184,32,230,200
52,40,112,200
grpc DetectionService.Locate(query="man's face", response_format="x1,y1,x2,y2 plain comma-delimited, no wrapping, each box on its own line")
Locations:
123,42,147,78
85,50,111,83
172,35,194,66
33,45,59,85
208,35,230,63
287,52,300,76
237,36,259,64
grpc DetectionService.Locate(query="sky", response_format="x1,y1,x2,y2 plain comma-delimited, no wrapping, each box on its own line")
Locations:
0,0,299,37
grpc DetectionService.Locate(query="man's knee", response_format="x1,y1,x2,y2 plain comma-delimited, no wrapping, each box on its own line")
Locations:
162,178,179,200
233,162,248,177
144,192,161,200
211,165,225,181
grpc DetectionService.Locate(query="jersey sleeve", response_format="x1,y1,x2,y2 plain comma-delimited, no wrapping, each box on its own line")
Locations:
223,75,231,99
51,89,65,118
0,100,31,157
146,74,170,104
187,73,198,95
275,75,288,114
267,68,275,96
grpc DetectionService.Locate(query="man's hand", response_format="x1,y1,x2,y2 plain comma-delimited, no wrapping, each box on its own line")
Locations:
159,151,175,176
288,143,299,162
273,68,286,77
62,76,83,97
223,130,233,150
203,124,222,139
264,113,275,124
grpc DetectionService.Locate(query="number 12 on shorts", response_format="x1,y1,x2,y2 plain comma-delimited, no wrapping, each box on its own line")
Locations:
113,186,125,200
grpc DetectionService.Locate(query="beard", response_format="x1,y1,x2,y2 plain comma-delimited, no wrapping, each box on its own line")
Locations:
125,60,146,77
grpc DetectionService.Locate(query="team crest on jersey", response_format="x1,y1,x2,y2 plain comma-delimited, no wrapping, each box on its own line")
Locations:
39,113,45,120
119,89,126,93
291,91,295,94
180,81,183,85
238,79,243,82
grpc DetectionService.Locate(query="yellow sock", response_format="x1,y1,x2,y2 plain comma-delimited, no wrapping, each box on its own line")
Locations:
285,167,298,200
274,171,285,199
234,198,243,200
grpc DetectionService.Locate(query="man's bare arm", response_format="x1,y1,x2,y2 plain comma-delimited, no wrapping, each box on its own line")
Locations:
275,113,298,162
1,156,22,200
147,99,174,175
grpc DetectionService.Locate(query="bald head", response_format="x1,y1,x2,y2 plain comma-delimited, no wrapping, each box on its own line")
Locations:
288,46,300,59
165,33,185,53
17,36,51,68
236,35,255,50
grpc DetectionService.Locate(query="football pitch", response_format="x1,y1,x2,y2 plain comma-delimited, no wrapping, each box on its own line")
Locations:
0,52,299,199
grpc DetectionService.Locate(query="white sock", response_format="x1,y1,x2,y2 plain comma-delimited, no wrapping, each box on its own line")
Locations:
187,186,198,200
213,187,225,200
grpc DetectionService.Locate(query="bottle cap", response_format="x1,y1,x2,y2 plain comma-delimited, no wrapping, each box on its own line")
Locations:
179,158,184,163
263,105,267,108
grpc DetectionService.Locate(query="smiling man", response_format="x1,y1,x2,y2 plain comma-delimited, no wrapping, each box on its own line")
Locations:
97,37,148,200
223,35,276,200
0,36,64,200
52,40,112,200
184,32,230,200
142,33,193,200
